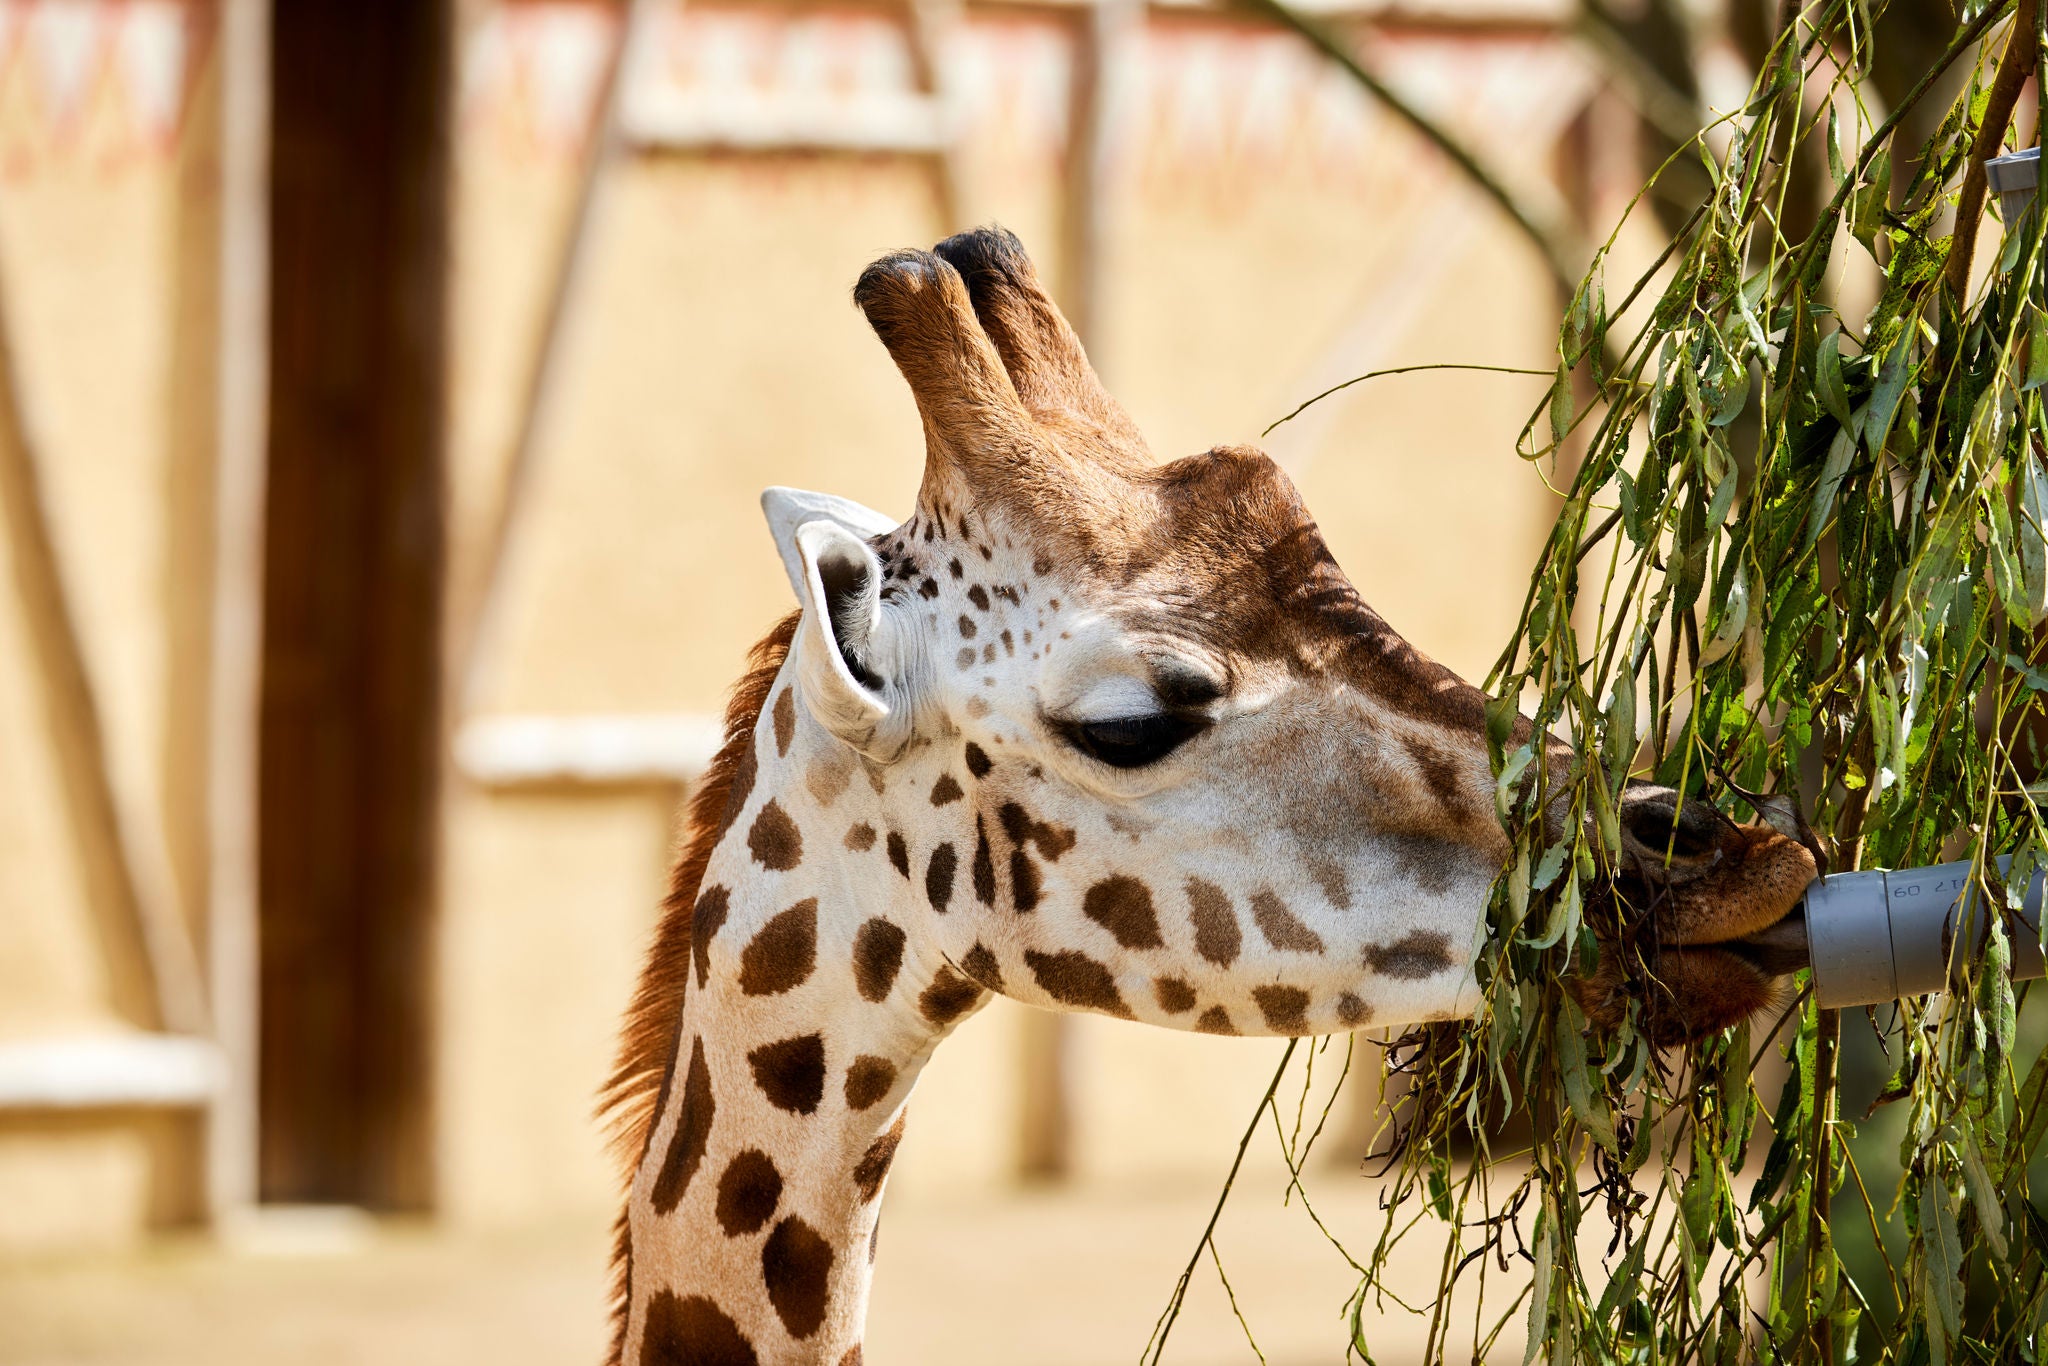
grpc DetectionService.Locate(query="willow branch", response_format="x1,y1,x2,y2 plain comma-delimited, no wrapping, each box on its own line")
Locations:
1944,0,2040,298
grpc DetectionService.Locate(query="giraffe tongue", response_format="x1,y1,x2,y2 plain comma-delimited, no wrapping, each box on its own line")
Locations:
1723,906,1810,976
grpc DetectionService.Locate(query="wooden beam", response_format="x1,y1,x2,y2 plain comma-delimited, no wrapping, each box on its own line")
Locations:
0,154,209,1048
456,0,656,710
202,0,272,1222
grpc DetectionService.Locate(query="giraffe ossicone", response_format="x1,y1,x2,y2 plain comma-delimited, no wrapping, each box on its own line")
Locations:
608,227,1817,1366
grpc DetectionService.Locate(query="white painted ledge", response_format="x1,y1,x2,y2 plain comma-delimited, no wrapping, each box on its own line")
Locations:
0,1033,226,1109
454,712,723,789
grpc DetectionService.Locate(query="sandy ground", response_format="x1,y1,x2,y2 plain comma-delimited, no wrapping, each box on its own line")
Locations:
0,1172,1489,1366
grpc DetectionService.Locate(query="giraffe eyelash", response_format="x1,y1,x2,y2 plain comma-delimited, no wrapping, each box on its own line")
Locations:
1059,713,1211,769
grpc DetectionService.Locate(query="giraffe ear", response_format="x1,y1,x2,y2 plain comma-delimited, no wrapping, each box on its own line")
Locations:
788,519,906,758
760,486,898,602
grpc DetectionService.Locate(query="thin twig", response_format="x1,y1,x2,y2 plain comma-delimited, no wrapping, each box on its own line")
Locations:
1141,1040,1298,1366
1262,363,1551,438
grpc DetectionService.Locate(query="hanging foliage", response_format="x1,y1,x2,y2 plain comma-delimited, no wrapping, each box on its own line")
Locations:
1286,0,2048,1359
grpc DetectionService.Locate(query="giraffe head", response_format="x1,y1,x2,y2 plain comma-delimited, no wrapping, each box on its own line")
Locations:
768,227,1814,1043
609,228,1816,1365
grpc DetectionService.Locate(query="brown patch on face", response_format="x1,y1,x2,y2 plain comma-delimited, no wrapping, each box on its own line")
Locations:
918,966,984,1025
747,800,803,871
886,831,910,878
961,941,1005,990
1401,734,1486,832
738,899,818,997
747,1034,826,1115
692,887,730,989
1337,992,1372,1027
1153,977,1196,1014
844,823,877,852
772,689,795,757
998,802,1073,859
1365,930,1457,979
967,584,990,609
1251,890,1326,954
1194,1005,1237,1035
843,1055,897,1110
926,843,957,911
1083,876,1163,949
762,1216,835,1340
1186,878,1241,967
929,773,964,806
853,1112,906,1203
714,1149,783,1237
852,918,907,1002
1010,850,1042,911
1023,949,1133,1017
964,742,993,778
1252,985,1312,1034
1310,860,1352,909
964,695,991,719
806,750,854,807
651,1037,713,1214
640,1291,757,1366
958,614,978,639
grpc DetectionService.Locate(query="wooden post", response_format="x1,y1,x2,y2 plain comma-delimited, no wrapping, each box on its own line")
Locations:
200,0,272,1223
260,0,453,1209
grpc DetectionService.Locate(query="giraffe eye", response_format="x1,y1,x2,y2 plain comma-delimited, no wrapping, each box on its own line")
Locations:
1064,714,1209,769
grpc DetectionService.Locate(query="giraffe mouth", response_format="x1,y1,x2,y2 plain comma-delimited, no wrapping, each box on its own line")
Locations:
1710,904,1810,977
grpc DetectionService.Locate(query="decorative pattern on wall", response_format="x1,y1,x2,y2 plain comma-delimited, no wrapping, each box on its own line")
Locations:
0,1,196,176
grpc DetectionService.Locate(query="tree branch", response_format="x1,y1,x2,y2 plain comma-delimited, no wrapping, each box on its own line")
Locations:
1944,0,2040,298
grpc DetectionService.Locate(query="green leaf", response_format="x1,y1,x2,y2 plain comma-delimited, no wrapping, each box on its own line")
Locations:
2026,305,2048,391
1548,362,1573,450
1557,994,1618,1153
1817,330,1854,427
1923,1177,1965,1358
1805,428,1859,552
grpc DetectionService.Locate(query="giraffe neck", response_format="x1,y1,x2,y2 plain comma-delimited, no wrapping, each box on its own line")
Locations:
621,667,975,1366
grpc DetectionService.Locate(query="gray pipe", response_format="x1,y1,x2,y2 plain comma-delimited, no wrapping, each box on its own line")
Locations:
1802,856,2048,1007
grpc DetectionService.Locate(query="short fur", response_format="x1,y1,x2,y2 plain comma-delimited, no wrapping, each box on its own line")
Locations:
599,609,801,1365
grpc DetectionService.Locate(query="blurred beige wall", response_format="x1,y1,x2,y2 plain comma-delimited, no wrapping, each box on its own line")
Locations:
0,0,1584,1252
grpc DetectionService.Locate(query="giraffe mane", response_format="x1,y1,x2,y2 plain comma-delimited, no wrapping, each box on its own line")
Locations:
597,608,802,1366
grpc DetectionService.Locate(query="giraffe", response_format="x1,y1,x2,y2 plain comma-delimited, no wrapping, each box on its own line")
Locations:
602,228,1818,1366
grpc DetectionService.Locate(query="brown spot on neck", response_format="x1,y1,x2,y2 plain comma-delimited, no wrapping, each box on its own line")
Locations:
1023,949,1133,1018
761,1216,835,1339
851,919,906,1002
640,1291,757,1366
650,1038,714,1215
747,1034,827,1114
772,688,795,757
852,1113,907,1203
737,899,819,996
746,800,803,871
